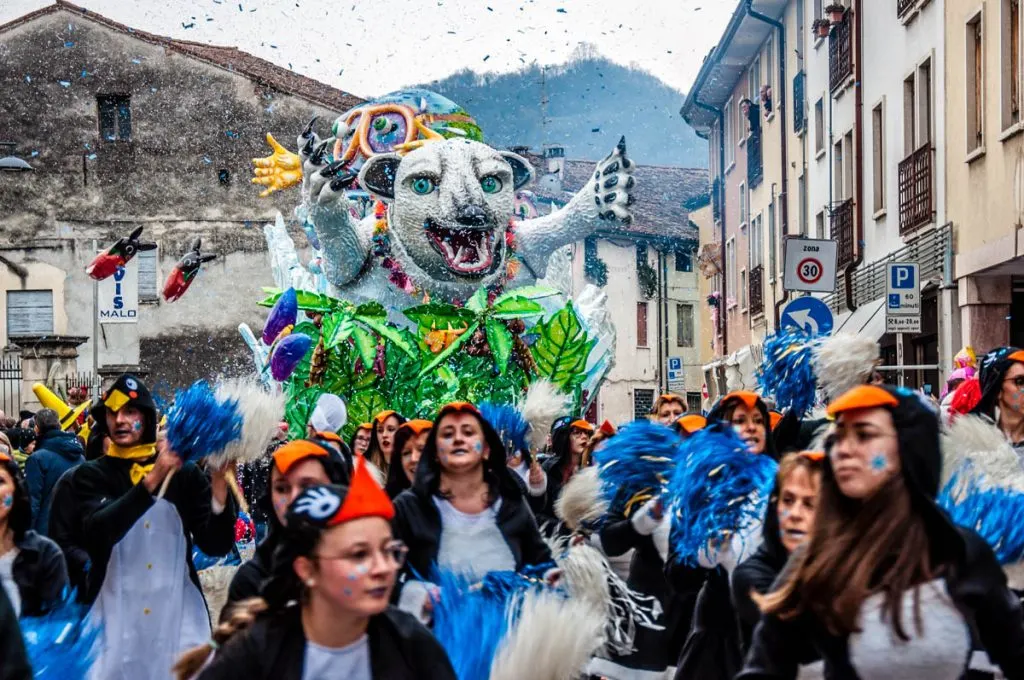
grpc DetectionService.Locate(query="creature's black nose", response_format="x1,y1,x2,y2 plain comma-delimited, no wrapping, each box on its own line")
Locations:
455,204,488,227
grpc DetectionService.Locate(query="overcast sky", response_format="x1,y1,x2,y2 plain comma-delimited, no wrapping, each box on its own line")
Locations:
1,0,733,98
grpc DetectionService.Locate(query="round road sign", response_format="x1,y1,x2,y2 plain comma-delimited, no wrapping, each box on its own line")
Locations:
797,258,823,285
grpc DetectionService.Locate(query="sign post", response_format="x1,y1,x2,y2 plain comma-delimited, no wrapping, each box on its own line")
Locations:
667,357,685,393
783,238,839,293
886,262,920,388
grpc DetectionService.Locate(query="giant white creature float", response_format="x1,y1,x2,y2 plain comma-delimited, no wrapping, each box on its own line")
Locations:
244,90,634,432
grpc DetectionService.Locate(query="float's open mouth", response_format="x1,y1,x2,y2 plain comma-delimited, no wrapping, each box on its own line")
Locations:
425,220,497,275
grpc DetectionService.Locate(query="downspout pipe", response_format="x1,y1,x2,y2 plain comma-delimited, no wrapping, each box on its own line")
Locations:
845,0,865,311
694,99,727,355
744,0,791,326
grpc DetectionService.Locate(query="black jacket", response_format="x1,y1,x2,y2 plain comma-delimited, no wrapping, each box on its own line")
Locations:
197,604,457,680
24,429,84,535
0,584,30,680
739,527,1024,679
68,456,237,605
11,530,68,617
223,532,276,621
46,467,90,599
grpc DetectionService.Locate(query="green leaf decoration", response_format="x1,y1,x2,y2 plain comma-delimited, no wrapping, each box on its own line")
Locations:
357,316,417,358
466,287,489,313
323,342,377,398
419,321,480,377
345,390,389,435
529,303,592,392
355,301,387,320
493,285,559,305
485,319,513,375
491,296,544,319
351,327,377,370
284,382,321,439
321,310,356,349
258,288,340,313
404,303,475,331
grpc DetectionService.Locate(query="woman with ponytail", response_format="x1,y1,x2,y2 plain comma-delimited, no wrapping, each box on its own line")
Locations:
178,457,456,680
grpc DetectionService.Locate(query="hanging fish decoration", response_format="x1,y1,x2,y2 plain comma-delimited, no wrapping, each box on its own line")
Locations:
163,237,217,302
85,225,157,281
263,288,298,345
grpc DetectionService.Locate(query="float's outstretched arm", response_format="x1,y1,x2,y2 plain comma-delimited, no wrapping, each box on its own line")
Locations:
298,120,373,289
516,137,635,279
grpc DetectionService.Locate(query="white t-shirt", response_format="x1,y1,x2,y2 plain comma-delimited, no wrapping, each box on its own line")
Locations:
433,497,516,578
302,635,372,680
0,548,20,617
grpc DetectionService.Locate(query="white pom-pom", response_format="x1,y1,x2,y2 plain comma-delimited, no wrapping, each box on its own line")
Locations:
210,380,286,468
812,334,879,401
520,380,570,453
942,414,1024,492
555,467,608,531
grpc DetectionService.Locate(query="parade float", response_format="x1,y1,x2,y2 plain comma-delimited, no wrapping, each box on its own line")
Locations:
242,89,635,437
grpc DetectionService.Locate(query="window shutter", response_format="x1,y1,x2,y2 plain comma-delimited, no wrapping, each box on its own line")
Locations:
137,248,159,301
7,290,54,337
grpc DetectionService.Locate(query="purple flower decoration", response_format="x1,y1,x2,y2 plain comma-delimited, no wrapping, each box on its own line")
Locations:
270,333,312,381
262,288,298,345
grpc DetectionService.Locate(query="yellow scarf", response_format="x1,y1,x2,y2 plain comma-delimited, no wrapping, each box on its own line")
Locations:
106,442,158,486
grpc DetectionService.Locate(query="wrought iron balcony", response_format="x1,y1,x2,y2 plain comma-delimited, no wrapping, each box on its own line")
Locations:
897,0,917,18
831,198,855,268
898,144,933,234
749,264,764,317
829,9,853,93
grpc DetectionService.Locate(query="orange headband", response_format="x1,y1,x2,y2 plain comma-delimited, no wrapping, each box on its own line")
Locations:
273,440,330,475
826,385,900,418
314,431,343,445
658,393,684,404
437,401,481,418
358,423,373,431
374,410,397,424
722,391,761,410
677,414,707,434
570,419,595,433
399,419,433,437
1009,350,1024,363
799,451,826,461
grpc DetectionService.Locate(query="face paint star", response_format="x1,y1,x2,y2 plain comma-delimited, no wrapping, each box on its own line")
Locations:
870,454,888,472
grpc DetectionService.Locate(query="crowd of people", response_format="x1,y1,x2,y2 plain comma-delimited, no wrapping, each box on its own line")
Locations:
3,338,1024,680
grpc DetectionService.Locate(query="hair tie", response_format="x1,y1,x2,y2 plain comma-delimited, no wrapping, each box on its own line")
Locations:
208,639,220,651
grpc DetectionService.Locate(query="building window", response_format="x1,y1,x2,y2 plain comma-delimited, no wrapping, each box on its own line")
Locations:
137,248,159,302
636,302,649,347
633,388,655,421
676,304,694,348
814,97,825,154
686,393,702,413
967,12,985,151
844,130,855,198
873,102,886,213
739,182,749,226
768,200,778,277
834,138,844,200
816,211,825,239
724,100,735,167
904,73,917,156
674,248,693,272
814,0,823,23
918,58,933,145
799,174,808,237
749,56,762,107
7,290,53,338
750,213,764,269
98,94,131,141
740,269,748,310
765,36,774,113
727,239,737,307
1004,0,1021,131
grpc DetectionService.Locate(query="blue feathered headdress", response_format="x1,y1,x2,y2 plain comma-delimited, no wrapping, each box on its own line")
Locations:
21,591,101,679
938,467,1024,565
592,419,684,519
668,424,778,566
164,380,243,463
478,402,530,460
757,328,820,417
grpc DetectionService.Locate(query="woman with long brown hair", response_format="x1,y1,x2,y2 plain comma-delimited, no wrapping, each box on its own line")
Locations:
740,384,1024,679
366,411,406,476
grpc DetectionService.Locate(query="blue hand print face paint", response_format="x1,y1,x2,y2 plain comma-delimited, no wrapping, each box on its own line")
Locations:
2,496,11,508
870,453,888,473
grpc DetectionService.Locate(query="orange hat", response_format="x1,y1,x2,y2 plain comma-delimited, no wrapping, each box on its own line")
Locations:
659,393,684,404
289,456,394,526
437,402,481,418
598,420,617,436
570,419,595,432
399,419,434,436
721,391,761,410
799,451,826,462
826,385,899,418
677,414,707,434
314,431,344,445
769,411,784,431
374,410,398,424
1010,350,1024,364
273,440,330,475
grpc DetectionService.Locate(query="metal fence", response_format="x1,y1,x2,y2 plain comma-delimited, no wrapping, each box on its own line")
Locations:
0,357,21,419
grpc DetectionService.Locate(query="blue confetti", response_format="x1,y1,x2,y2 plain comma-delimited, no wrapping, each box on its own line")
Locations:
81,70,88,77
86,153,96,160
164,381,243,463
30,151,38,157
64,40,74,47
24,75,31,83
225,130,239,139
203,156,212,164
58,80,71,88
131,58,141,64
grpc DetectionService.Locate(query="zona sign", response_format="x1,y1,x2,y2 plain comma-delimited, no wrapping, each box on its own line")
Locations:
796,257,824,285
783,237,838,293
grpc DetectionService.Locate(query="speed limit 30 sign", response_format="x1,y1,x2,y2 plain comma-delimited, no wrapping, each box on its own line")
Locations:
783,238,838,293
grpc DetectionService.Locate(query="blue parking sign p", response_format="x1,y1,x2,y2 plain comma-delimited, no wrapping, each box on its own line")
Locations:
891,265,914,289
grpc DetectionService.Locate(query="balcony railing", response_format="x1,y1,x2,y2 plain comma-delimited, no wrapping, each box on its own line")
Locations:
749,264,764,317
831,198,855,268
829,9,853,92
898,144,933,234
712,177,722,222
793,71,806,134
897,0,917,18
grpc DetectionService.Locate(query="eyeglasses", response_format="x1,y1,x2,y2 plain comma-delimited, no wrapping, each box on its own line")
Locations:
1005,376,1024,390
314,540,408,569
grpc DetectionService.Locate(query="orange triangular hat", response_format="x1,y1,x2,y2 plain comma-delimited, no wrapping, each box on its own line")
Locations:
331,454,395,524
598,420,617,436
769,411,784,430
826,385,899,418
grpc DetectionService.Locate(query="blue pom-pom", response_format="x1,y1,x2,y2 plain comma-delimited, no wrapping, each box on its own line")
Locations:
164,381,243,463
478,402,530,458
21,591,101,679
938,467,1024,565
757,328,819,417
592,419,683,519
668,425,778,566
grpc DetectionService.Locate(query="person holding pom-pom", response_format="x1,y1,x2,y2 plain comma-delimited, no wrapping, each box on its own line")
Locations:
65,374,237,680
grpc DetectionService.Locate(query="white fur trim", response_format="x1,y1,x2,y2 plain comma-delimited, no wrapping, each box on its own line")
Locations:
941,414,1024,492
813,334,879,401
211,380,287,467
585,657,673,680
630,499,660,536
528,469,548,496
555,466,607,530
520,380,570,453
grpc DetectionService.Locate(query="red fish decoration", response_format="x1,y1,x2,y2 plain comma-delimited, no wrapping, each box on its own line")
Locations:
162,237,216,302
85,226,157,281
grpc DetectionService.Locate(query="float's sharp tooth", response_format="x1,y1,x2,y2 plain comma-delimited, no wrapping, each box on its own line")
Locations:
453,246,466,266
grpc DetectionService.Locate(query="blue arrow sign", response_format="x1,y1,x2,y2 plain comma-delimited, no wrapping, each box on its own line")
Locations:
780,297,834,335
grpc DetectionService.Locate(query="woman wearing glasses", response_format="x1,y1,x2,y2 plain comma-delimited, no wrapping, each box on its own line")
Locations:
740,385,1024,679
971,347,1024,451
179,457,456,680
391,402,552,621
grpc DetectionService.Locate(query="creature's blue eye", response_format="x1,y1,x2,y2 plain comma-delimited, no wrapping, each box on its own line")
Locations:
480,176,502,194
411,177,435,194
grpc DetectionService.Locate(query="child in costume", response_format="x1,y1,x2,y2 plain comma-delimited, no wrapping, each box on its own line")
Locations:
67,374,238,680
366,411,405,478
179,464,457,679
390,402,552,622
224,440,350,616
740,385,1024,679
383,420,432,499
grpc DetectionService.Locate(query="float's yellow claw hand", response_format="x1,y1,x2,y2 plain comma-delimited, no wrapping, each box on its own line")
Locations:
252,133,303,197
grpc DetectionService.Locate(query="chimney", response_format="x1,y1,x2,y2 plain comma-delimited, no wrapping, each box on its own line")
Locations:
509,145,531,156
